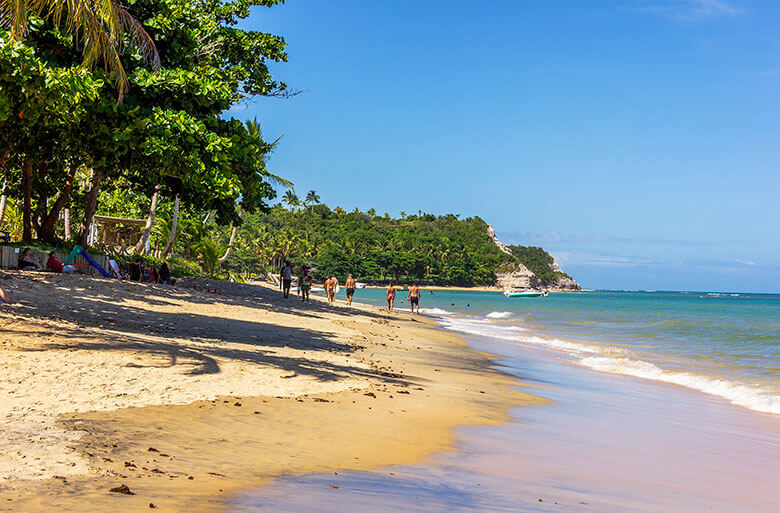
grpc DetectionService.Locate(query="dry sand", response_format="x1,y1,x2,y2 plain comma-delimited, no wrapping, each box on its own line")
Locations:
0,271,541,512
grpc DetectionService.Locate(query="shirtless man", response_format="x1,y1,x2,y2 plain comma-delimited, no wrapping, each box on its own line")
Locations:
386,283,396,312
345,274,356,306
408,283,420,314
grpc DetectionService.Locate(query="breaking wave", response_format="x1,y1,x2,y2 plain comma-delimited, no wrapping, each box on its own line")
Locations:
581,357,780,415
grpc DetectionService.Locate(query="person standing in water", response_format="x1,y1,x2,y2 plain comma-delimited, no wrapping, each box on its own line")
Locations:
408,283,421,314
386,283,396,312
345,274,356,306
281,260,293,298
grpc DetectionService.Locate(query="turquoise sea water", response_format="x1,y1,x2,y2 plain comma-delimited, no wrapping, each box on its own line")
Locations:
348,289,780,415
232,288,780,512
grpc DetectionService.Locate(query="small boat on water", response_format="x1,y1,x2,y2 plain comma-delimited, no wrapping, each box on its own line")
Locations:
503,289,544,298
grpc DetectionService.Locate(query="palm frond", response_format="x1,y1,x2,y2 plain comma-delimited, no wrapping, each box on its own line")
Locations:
0,0,160,99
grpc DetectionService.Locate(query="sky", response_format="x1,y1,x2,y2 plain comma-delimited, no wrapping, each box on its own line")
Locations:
237,0,780,293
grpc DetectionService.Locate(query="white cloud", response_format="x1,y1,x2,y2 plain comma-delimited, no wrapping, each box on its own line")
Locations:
736,259,757,266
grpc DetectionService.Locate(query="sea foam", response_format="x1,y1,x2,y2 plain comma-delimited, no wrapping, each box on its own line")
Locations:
428,312,780,416
486,311,513,319
581,356,780,415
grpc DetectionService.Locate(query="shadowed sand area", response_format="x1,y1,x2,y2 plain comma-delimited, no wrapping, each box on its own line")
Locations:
0,272,540,512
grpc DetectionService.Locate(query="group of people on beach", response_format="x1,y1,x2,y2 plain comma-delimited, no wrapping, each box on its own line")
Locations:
278,261,422,314
128,256,174,284
385,283,420,313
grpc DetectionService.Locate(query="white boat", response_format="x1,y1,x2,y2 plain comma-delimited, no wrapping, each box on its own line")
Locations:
313,285,340,294
503,289,543,298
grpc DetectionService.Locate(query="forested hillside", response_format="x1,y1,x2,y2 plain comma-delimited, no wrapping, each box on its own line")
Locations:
507,245,575,286
220,205,514,286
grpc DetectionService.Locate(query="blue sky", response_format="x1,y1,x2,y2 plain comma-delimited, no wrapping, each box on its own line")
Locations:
238,0,780,292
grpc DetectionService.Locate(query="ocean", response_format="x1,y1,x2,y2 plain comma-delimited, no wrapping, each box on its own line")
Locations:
231,289,780,512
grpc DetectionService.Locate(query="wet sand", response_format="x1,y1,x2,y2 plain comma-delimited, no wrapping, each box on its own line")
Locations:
0,272,540,511
233,336,780,513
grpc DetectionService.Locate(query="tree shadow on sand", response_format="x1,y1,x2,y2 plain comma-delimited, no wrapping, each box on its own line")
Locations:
1,274,416,386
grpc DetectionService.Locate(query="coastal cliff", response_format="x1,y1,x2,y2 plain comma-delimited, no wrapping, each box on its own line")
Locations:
487,225,580,290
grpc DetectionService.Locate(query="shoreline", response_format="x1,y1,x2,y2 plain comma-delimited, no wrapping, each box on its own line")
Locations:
0,272,542,512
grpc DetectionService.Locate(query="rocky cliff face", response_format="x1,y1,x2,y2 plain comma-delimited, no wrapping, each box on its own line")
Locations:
486,224,513,256
495,263,536,290
488,227,580,290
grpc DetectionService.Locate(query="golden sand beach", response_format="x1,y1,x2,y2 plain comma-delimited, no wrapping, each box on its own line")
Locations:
0,272,541,512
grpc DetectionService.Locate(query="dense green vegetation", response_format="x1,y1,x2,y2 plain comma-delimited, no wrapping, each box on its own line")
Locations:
0,0,287,246
507,245,573,286
219,204,515,286
0,2,575,288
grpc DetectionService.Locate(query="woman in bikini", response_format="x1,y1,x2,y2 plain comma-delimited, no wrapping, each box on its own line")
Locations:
386,283,396,312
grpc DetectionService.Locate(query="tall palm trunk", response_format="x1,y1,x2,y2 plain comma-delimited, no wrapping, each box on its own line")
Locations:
63,208,71,240
218,206,242,264
0,174,7,225
0,146,11,225
21,157,33,242
135,184,161,254
161,195,180,258
79,168,103,247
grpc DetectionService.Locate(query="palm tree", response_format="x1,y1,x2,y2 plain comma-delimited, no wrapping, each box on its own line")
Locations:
0,0,160,98
304,190,320,206
244,117,292,189
282,190,300,211
194,238,225,277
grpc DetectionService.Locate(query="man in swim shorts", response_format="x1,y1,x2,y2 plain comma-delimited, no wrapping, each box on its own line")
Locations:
281,260,293,298
408,283,420,314
345,274,356,306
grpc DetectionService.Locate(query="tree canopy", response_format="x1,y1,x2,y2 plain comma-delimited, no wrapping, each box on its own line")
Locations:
0,0,289,245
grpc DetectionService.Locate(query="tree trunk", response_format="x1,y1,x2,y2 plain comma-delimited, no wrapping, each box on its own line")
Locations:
161,194,180,258
0,174,7,225
218,207,242,264
40,166,77,244
134,184,161,254
33,163,48,238
22,157,33,242
0,147,11,225
79,168,103,247
63,208,70,239
202,210,213,226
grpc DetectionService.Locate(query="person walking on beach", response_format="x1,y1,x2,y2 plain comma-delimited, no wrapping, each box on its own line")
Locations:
386,283,396,312
345,274,356,306
281,260,293,298
301,269,312,302
408,283,421,314
324,276,334,303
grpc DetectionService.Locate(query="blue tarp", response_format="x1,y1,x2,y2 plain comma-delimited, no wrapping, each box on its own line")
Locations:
80,250,112,278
